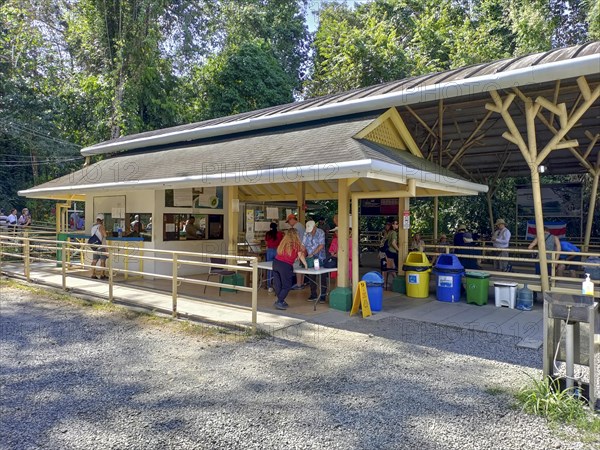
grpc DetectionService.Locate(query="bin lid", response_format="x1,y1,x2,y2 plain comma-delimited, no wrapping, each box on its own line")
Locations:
494,281,518,287
362,271,384,283
465,271,489,279
434,253,464,271
404,251,430,266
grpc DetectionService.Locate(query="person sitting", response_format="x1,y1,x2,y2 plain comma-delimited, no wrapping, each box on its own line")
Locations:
453,224,468,246
184,216,200,240
557,240,581,277
410,232,425,252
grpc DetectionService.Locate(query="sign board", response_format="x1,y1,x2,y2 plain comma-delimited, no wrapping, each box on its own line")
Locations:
350,281,372,318
517,183,582,217
360,199,399,216
402,210,410,229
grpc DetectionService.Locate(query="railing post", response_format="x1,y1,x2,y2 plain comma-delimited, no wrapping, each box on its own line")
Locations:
251,257,258,333
172,254,178,318
24,234,30,282
108,246,114,302
61,242,67,290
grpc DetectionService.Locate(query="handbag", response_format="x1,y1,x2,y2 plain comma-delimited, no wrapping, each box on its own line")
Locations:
323,256,338,268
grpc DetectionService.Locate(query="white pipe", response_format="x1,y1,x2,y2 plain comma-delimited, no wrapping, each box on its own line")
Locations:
81,54,600,156
566,322,575,390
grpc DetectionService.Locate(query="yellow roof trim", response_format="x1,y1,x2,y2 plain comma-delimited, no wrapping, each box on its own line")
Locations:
353,108,424,158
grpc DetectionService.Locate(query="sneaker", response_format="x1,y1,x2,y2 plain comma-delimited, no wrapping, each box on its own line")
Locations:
91,275,98,279
274,301,288,310
291,284,303,290
307,295,318,301
268,287,274,293
318,295,327,303
281,301,289,307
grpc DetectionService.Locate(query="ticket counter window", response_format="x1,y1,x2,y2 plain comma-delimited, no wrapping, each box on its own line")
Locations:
163,214,223,241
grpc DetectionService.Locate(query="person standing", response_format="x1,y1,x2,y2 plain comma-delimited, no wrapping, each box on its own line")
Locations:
528,225,561,275
302,220,327,302
7,208,18,231
272,228,307,310
491,218,511,271
90,214,108,279
286,214,306,290
385,219,400,269
264,222,284,292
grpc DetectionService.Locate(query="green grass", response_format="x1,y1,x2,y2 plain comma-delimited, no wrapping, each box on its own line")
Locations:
515,375,600,444
0,278,269,342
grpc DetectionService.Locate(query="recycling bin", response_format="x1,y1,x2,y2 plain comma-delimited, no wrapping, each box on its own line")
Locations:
433,254,464,303
465,271,490,305
362,271,384,312
402,252,431,298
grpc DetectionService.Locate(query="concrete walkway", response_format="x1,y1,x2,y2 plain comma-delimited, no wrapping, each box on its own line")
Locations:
1,261,543,346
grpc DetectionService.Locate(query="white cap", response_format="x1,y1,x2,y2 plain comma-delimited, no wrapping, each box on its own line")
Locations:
96,213,104,221
305,220,316,233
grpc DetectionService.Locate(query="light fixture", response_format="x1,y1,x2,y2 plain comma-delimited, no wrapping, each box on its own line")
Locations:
538,165,547,174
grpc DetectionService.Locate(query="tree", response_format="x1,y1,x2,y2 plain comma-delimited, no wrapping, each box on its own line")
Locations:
187,40,294,120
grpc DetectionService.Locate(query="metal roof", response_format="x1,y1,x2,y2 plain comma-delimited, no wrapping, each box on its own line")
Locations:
81,41,600,159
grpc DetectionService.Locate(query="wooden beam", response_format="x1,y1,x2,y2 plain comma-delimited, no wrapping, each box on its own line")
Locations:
536,85,600,164
337,179,349,287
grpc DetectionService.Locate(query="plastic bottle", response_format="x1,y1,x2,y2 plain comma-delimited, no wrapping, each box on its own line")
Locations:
582,273,594,296
313,258,320,270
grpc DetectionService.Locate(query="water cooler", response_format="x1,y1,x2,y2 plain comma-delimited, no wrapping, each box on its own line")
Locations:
543,292,599,410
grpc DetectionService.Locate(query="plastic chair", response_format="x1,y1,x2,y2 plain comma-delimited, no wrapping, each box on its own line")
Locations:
204,257,236,295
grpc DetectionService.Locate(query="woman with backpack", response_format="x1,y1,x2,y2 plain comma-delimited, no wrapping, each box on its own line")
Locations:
90,214,108,279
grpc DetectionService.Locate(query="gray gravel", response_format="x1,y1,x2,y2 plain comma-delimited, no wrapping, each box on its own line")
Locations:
0,284,595,450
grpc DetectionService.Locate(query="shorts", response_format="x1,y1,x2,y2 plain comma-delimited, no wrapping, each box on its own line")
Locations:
93,247,108,261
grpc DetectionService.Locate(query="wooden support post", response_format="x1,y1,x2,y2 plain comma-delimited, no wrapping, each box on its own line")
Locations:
108,246,114,302
251,259,258,332
351,196,359,292
337,179,349,287
61,242,67,291
226,186,239,256
172,254,178,318
583,167,599,252
398,197,410,272
486,190,495,233
23,232,30,282
433,197,439,242
296,182,305,224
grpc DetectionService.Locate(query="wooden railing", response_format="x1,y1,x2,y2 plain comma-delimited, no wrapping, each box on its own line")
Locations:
0,232,260,331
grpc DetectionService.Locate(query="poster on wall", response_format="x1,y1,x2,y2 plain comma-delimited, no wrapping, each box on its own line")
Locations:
517,183,582,217
173,188,193,207
193,187,223,209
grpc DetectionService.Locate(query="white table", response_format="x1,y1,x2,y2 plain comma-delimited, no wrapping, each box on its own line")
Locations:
257,261,337,310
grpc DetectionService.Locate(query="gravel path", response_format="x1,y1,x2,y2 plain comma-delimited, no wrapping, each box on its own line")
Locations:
0,284,595,449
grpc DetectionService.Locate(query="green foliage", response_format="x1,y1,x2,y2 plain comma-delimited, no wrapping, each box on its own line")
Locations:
187,40,294,120
516,375,600,442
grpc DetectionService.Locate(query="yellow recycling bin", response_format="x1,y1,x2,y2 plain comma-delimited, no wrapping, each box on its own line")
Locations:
402,252,432,298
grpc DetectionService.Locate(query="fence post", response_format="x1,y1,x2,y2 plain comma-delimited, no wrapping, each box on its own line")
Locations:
61,242,67,290
108,246,114,302
172,254,178,318
24,234,30,282
251,258,258,333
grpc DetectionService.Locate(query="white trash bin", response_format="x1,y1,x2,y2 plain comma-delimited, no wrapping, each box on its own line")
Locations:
494,281,518,309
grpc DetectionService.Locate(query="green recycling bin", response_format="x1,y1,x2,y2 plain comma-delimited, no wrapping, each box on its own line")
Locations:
465,271,490,305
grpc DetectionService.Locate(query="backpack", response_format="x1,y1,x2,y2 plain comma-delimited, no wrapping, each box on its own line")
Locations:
88,228,102,250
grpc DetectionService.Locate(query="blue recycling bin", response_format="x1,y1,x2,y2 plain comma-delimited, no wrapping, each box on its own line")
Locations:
433,254,464,303
362,271,384,312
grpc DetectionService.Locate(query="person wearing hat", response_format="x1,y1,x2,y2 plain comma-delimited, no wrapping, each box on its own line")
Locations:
301,220,328,302
453,224,468,247
90,214,108,279
286,213,306,289
130,214,143,235
491,218,511,271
